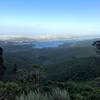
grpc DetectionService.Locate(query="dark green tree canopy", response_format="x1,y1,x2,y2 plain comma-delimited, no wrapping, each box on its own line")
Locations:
0,47,3,55
93,41,100,50
0,47,6,80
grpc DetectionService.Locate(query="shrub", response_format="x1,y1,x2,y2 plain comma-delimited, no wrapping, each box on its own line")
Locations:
0,81,22,100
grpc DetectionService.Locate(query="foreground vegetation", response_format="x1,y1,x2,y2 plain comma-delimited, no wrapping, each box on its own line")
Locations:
17,88,70,100
0,80,100,100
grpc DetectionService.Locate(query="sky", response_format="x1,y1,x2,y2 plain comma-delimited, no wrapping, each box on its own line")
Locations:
0,0,99,37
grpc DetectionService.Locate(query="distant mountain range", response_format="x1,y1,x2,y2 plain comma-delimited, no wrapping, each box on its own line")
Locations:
0,34,100,41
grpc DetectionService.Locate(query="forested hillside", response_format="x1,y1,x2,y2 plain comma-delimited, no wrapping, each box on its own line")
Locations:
0,40,100,100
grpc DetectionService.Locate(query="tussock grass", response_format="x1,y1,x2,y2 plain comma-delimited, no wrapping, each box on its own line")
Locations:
17,88,70,100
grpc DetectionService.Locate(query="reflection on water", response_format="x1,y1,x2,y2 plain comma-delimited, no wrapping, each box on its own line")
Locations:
33,41,65,48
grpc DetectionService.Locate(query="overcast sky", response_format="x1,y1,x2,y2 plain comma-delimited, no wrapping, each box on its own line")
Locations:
0,0,99,37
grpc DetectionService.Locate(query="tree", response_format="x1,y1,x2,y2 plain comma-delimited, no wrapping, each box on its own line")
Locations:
16,64,46,91
0,47,3,64
93,41,100,53
31,64,46,87
32,64,41,86
0,47,6,80
11,63,18,80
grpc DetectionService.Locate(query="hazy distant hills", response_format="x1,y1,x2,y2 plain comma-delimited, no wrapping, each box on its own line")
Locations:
0,34,75,41
0,35,99,47
0,34,100,41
